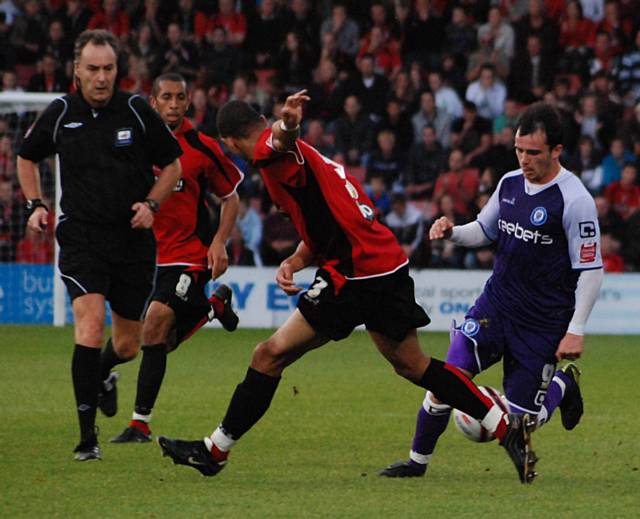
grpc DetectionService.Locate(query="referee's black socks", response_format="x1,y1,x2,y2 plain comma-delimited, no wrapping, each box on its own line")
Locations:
99,337,130,382
72,344,101,444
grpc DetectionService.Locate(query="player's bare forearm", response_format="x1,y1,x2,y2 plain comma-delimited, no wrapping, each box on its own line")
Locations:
271,90,310,152
283,241,315,273
208,192,239,279
555,333,584,362
146,158,182,204
17,156,43,200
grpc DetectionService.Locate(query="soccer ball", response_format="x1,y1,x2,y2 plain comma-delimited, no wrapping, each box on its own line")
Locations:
453,386,509,443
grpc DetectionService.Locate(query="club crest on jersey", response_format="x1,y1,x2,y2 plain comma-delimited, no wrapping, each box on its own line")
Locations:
460,318,480,337
115,128,133,147
530,206,548,226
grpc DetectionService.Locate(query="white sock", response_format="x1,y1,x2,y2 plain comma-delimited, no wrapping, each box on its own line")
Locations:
204,426,235,453
480,404,505,434
133,412,151,423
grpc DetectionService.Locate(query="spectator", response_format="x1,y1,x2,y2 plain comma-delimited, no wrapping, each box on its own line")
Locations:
621,101,640,151
320,3,360,58
160,22,199,80
604,163,640,220
245,0,286,69
388,70,417,114
201,26,243,87
575,92,607,149
601,137,635,186
348,53,389,120
474,125,520,175
0,0,19,26
53,0,92,45
87,0,130,41
377,98,414,155
131,23,161,78
236,197,263,266
226,224,256,266
589,30,617,75
429,193,465,268
405,124,446,200
366,129,404,190
411,90,452,149
357,26,401,80
0,134,14,181
169,0,206,46
365,172,392,217
384,192,427,267
44,19,73,75
569,135,604,194
284,0,320,62
303,119,335,158
187,87,217,137
615,28,640,108
509,34,556,103
465,63,507,120
401,0,444,67
305,58,343,122
210,0,247,48
492,98,520,135
590,69,623,122
478,6,516,60
9,0,48,66
428,69,463,120
259,205,299,266
514,0,559,58
433,148,480,221
466,29,510,83
0,178,24,262
27,53,69,93
276,31,313,94
595,192,626,241
579,0,605,22
559,0,597,50
450,100,492,166
596,0,633,56
600,232,625,271
333,95,374,166
444,5,477,63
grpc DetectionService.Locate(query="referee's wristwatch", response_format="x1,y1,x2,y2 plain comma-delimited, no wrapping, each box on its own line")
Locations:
26,198,48,215
144,198,160,213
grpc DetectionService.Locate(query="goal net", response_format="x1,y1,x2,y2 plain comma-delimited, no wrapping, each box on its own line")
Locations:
0,91,66,326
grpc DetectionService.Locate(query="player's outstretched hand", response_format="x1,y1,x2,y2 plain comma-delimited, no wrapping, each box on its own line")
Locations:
131,201,154,229
276,261,302,296
281,89,310,129
27,207,48,233
555,333,584,361
208,239,229,280
429,216,455,240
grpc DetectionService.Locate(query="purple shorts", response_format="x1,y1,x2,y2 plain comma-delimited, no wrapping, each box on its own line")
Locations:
445,294,563,414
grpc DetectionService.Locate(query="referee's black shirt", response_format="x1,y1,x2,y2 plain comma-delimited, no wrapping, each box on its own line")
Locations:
19,90,182,225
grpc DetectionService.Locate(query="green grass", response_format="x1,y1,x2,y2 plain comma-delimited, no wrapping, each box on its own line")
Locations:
1,326,639,518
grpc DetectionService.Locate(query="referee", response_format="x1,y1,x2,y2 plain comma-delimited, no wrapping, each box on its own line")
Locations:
17,29,183,461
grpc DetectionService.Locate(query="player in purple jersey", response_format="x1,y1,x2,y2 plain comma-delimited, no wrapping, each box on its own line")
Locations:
380,102,604,478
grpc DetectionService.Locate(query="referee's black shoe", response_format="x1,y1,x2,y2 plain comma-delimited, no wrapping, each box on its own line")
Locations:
158,436,227,476
98,371,120,417
558,363,583,430
211,284,239,332
500,413,538,484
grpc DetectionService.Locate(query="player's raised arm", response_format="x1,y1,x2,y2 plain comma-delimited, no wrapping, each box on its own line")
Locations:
271,89,310,152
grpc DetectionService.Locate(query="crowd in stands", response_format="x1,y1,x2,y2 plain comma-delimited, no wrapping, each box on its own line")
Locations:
1,0,640,272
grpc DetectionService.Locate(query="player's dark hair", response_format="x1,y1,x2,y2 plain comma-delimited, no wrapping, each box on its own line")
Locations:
217,100,263,139
516,102,564,149
74,29,119,62
151,73,187,97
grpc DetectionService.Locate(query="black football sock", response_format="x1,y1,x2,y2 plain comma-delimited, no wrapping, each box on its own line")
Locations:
72,344,101,444
100,337,129,382
220,367,281,440
134,343,167,417
418,358,493,421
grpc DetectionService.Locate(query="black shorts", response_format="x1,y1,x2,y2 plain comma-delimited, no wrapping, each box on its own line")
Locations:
56,217,156,321
297,266,431,342
150,266,212,347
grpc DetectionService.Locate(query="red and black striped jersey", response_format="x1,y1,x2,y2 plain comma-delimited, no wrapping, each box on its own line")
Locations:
253,128,407,281
154,119,243,267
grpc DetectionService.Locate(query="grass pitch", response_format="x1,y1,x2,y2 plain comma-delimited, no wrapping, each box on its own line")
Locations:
1,326,639,518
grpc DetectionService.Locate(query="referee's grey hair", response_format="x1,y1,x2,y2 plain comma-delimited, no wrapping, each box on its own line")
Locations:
74,29,119,63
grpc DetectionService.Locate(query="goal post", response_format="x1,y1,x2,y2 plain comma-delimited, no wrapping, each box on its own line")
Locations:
0,91,66,326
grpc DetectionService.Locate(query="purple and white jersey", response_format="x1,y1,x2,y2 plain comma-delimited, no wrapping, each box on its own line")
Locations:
477,168,602,331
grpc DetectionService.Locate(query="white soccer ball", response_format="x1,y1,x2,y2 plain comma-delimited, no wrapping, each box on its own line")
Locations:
453,386,509,443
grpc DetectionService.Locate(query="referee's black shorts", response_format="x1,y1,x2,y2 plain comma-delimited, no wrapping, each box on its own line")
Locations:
56,217,156,321
297,266,431,342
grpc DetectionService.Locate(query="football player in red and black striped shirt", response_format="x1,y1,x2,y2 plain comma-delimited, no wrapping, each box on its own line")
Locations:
158,91,538,483
107,73,243,444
